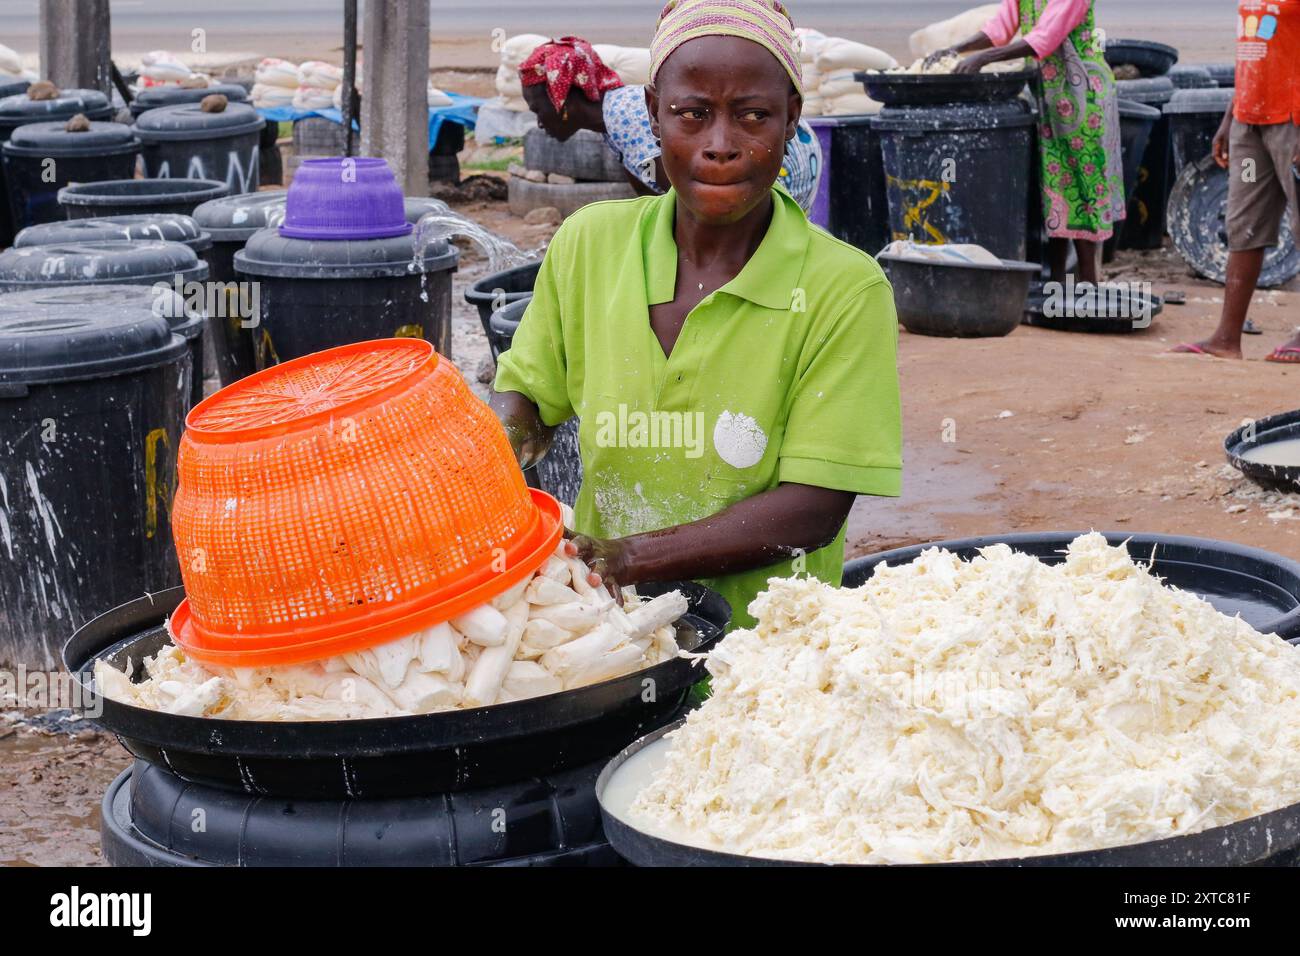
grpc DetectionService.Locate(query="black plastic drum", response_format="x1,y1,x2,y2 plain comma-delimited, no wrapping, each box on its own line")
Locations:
1,120,140,230
233,227,458,368
133,101,266,195
0,298,189,670
103,753,628,867
875,100,1036,261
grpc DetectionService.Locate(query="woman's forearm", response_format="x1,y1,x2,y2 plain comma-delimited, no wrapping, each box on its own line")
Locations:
978,37,1035,64
614,482,856,585
489,388,555,470
952,31,995,54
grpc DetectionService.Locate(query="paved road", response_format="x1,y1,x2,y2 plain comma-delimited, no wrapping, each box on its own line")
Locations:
0,1,1232,61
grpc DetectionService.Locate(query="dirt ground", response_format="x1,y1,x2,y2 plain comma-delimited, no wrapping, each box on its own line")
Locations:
0,717,122,867
5,171,1298,870
454,197,1300,564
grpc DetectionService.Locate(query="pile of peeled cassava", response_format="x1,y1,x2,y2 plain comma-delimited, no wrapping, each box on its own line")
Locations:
877,53,1024,75
95,537,687,720
629,533,1300,863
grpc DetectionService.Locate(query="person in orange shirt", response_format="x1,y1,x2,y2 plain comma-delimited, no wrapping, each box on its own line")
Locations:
1174,0,1300,361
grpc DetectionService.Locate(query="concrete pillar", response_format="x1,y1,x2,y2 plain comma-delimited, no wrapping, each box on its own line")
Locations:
361,0,429,196
39,0,112,96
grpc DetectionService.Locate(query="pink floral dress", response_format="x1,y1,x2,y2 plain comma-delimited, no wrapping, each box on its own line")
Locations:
984,0,1127,240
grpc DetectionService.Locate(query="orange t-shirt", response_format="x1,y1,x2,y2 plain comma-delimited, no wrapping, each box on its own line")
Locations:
1235,0,1299,124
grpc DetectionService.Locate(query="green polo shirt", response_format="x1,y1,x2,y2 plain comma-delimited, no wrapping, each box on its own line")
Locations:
494,186,901,629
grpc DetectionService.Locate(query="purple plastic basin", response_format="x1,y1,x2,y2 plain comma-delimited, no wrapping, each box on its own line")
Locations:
279,156,412,240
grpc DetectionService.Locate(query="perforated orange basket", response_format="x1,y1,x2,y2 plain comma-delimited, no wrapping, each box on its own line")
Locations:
168,338,562,667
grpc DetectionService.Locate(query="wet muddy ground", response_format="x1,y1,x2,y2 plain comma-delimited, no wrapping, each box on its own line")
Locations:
0,716,123,867
5,195,1297,867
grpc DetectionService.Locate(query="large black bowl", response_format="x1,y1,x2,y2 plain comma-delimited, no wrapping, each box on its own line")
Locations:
1226,408,1300,494
855,69,1035,107
598,720,1300,866
64,582,728,799
1104,39,1179,77
879,252,1039,337
1022,281,1164,333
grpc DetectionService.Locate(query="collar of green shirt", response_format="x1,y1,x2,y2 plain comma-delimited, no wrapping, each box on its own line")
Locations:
643,186,810,311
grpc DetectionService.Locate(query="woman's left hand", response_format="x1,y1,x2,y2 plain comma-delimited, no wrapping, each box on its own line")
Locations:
564,535,632,601
954,52,987,75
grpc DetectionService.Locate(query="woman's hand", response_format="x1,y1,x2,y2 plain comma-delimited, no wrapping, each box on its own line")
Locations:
489,389,555,470
954,51,989,75
564,535,632,602
923,45,959,69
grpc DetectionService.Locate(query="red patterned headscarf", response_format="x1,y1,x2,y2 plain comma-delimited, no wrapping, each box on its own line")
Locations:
518,37,624,113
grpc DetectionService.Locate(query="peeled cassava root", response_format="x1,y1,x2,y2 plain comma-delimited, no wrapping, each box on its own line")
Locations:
95,538,687,721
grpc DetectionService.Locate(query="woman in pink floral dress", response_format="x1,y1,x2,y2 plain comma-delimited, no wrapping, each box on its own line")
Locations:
934,0,1126,285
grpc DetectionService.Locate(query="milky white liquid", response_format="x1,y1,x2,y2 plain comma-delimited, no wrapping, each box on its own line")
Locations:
1241,438,1300,467
600,734,723,852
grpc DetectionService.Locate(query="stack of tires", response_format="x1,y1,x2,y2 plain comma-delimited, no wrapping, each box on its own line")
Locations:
508,129,635,219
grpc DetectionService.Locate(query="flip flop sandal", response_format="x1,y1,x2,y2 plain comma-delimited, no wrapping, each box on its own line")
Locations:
1244,319,1263,335
1265,346,1300,364
1171,342,1212,355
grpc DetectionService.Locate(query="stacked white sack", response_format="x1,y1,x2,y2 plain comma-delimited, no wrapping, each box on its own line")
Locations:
298,60,341,89
495,34,547,112
252,84,295,108
801,36,893,116
0,42,33,80
95,537,687,721
253,57,300,108
909,4,1002,59
794,28,826,116
592,44,651,85
293,86,335,110
255,57,300,88
137,50,192,88
294,60,341,110
324,71,452,111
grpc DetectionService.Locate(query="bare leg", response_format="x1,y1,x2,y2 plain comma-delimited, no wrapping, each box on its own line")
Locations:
1073,239,1100,285
1047,237,1069,285
1170,247,1264,358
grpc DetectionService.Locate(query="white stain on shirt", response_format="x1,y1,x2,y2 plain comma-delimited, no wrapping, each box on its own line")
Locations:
713,411,767,470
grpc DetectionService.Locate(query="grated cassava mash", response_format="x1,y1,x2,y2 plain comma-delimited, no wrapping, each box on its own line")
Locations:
630,533,1300,863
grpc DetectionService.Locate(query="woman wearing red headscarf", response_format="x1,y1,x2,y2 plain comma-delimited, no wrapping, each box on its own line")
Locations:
517,34,821,210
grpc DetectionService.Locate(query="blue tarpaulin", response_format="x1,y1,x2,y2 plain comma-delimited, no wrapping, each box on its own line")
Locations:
256,92,485,149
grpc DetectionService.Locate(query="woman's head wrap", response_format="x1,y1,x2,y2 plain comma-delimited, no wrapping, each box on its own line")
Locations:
518,37,624,113
649,0,802,95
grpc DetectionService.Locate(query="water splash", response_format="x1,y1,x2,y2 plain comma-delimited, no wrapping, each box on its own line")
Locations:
411,208,534,278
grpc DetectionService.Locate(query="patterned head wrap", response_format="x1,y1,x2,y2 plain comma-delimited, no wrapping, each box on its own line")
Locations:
649,0,802,95
518,37,624,114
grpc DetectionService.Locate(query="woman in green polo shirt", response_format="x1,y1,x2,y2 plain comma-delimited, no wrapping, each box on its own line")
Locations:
491,0,902,629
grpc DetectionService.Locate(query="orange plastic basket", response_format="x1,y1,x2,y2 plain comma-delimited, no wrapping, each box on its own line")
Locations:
169,338,561,667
